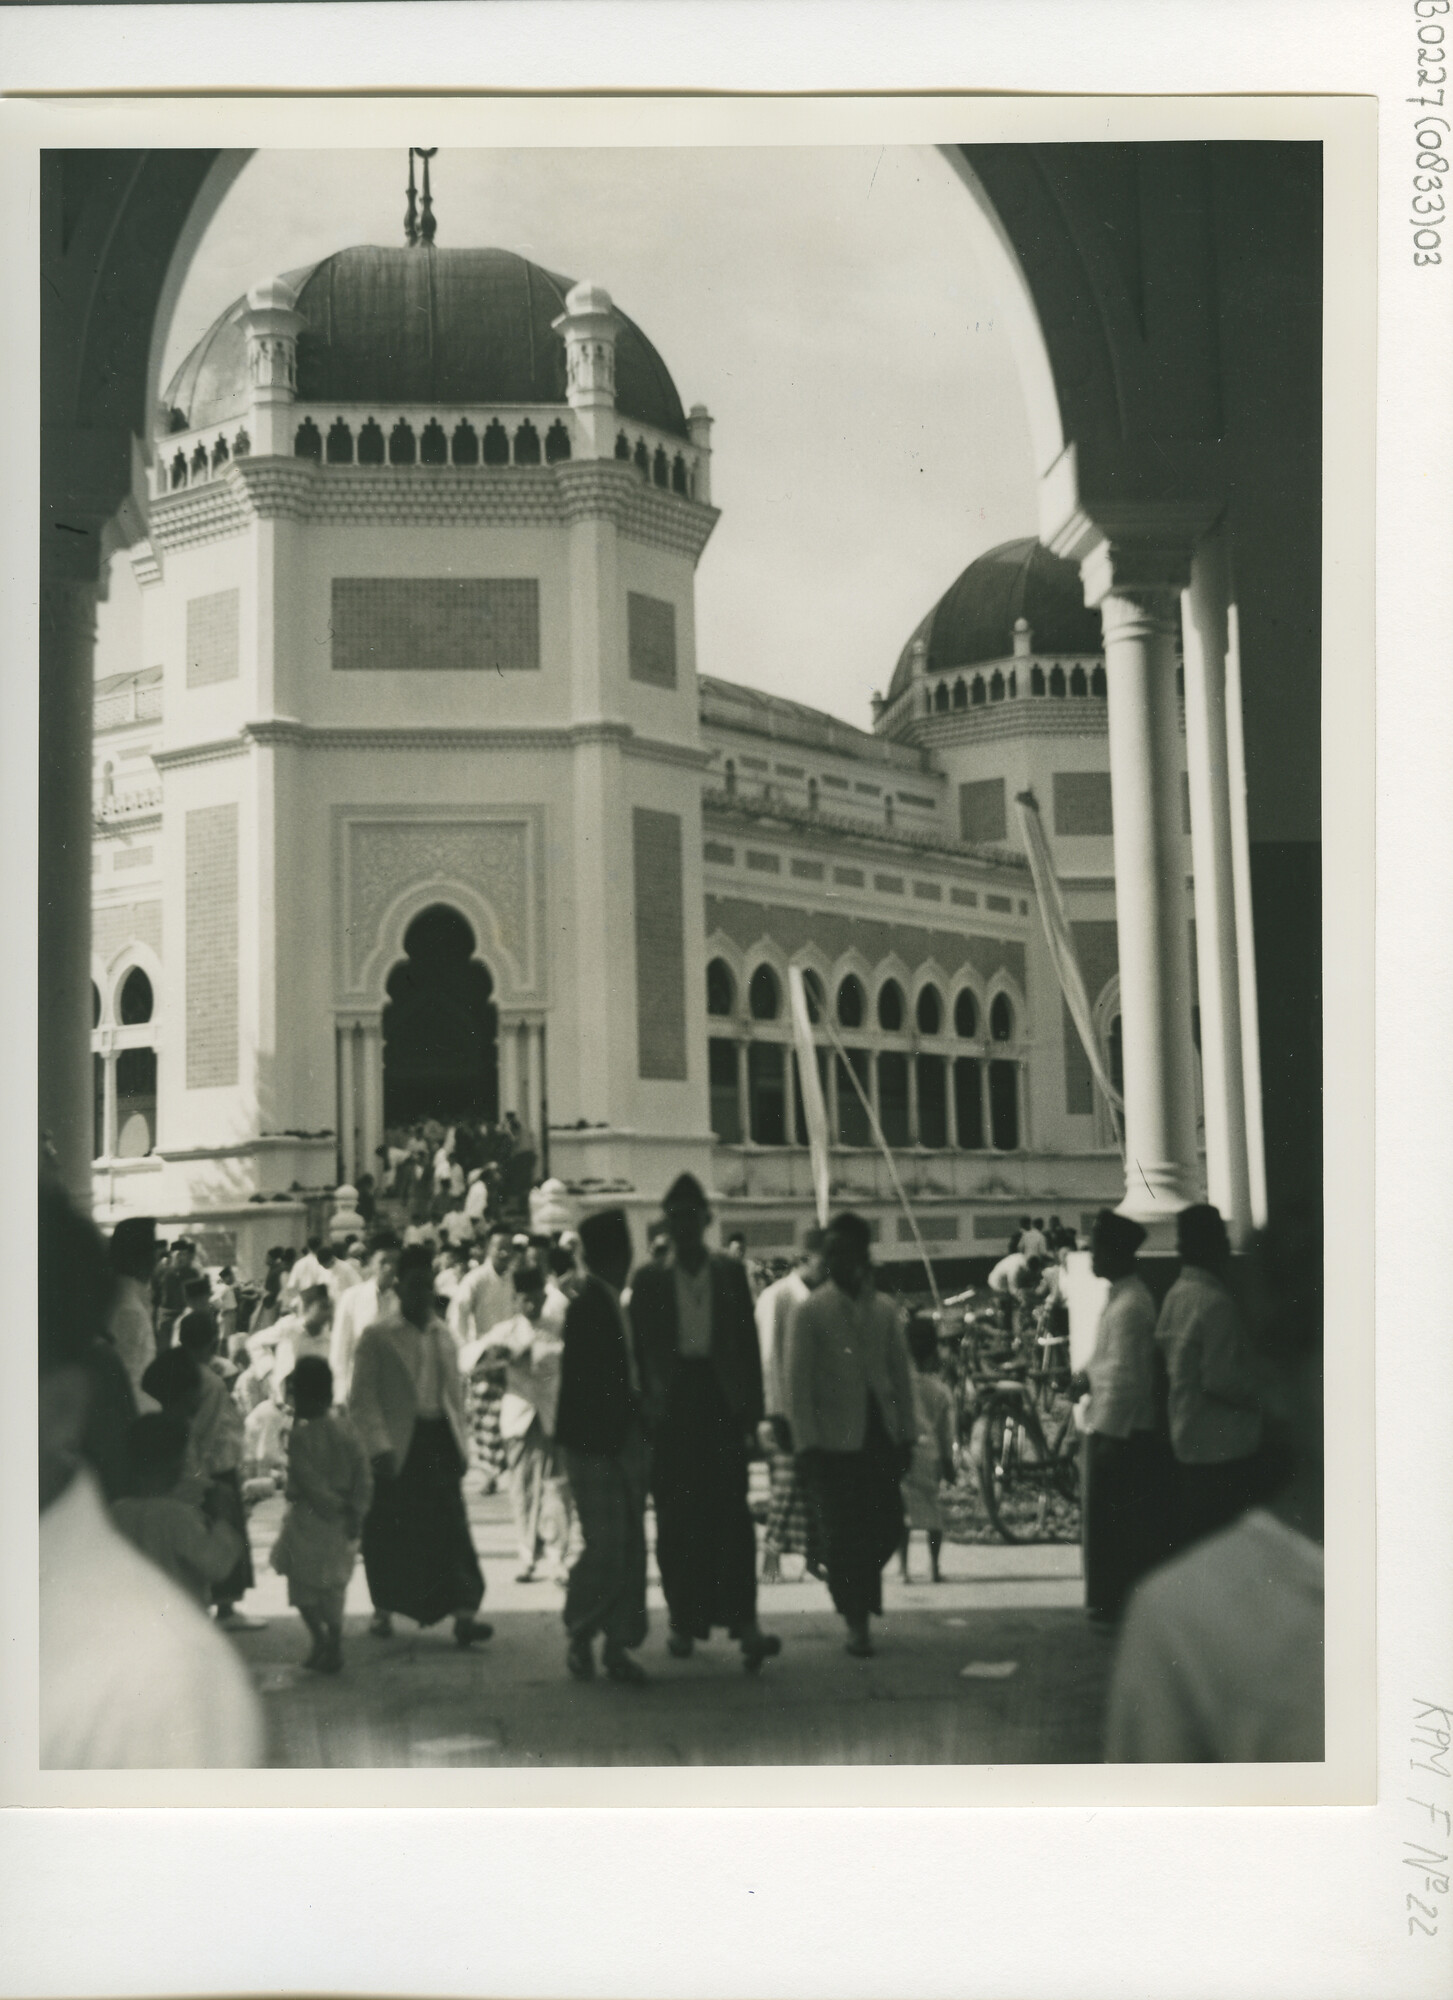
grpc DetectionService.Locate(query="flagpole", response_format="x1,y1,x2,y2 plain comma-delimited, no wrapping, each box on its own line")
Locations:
817,1010,944,1318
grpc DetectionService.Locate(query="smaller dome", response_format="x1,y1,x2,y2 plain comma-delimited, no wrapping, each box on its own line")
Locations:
562,280,615,318
888,538,1102,699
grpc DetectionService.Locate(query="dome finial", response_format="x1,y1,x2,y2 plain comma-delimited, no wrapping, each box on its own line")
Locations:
405,148,438,246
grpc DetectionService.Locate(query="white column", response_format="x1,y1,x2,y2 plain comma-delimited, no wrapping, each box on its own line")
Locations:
1181,527,1254,1245
525,1021,545,1140
102,1048,118,1162
500,1018,520,1122
337,1021,356,1183
1224,601,1268,1228
1086,556,1200,1228
360,1020,383,1185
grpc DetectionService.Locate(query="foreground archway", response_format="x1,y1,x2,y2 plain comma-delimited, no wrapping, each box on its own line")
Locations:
382,905,498,1128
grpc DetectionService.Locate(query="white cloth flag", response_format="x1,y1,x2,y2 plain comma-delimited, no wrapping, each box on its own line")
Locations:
1014,789,1124,1129
788,965,831,1228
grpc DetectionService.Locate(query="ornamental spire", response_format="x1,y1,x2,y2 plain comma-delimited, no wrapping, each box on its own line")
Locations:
403,147,438,246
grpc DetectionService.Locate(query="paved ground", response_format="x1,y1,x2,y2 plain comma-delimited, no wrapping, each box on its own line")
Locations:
229,1483,1113,1768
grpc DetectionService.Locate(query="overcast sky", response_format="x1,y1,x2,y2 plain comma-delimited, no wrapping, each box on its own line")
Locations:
159,146,1037,727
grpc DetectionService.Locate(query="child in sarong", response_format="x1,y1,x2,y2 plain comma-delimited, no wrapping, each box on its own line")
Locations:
270,1357,373,1673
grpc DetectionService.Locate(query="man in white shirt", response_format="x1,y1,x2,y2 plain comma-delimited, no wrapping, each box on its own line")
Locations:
455,1224,520,1345
282,1236,328,1309
1107,1208,1323,1761
1078,1208,1172,1626
328,1236,400,1404
40,1181,262,1769
464,1168,489,1226
754,1230,828,1580
268,1283,334,1400
480,1260,573,1581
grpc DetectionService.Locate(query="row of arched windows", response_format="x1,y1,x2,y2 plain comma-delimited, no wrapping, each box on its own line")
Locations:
705,957,1023,1154
708,957,1015,1044
292,413,574,468
91,965,158,1162
926,662,1108,714
612,432,694,495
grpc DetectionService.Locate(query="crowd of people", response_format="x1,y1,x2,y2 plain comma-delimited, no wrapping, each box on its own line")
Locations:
37,1150,1323,1766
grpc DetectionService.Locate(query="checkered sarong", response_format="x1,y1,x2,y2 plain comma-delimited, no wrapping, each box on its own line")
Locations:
765,1443,821,1561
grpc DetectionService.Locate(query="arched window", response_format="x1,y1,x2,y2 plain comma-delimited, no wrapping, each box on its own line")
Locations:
671,453,688,494
545,419,572,463
836,974,866,1029
877,980,905,1032
326,418,354,463
990,993,1014,1042
388,419,416,465
633,438,650,476
748,963,780,1021
118,966,154,1025
357,418,385,465
953,677,968,710
191,442,209,477
724,758,737,798
514,420,541,466
211,434,230,471
916,983,943,1036
293,418,322,461
706,958,736,1017
115,1047,157,1159
807,777,819,814
91,982,101,1029
800,968,825,1024
420,418,448,465
653,445,670,488
971,675,987,706
170,451,187,489
615,431,632,460
954,987,979,1038
1030,664,1046,695
1049,665,1066,697
933,681,949,713
1070,664,1088,697
451,419,478,465
989,669,1006,702
1008,669,1017,698
482,419,510,466
1091,664,1107,698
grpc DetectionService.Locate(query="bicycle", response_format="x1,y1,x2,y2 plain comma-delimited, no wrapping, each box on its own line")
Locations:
967,1362,1081,1544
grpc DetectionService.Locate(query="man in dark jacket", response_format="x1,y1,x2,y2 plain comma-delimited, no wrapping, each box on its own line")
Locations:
554,1208,650,1685
629,1173,781,1670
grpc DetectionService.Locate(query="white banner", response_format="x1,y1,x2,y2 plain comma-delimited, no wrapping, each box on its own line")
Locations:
1014,789,1124,1143
787,964,831,1229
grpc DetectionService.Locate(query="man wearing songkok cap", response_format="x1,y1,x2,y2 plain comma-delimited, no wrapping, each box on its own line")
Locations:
629,1174,781,1671
1077,1207,1173,1625
554,1209,651,1683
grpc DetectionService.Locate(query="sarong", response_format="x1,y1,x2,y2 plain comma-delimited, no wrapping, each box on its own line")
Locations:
505,1420,573,1572
650,1359,757,1638
1081,1428,1174,1621
764,1441,821,1562
468,1366,508,1483
361,1416,484,1627
208,1468,255,1606
807,1395,904,1623
561,1429,649,1651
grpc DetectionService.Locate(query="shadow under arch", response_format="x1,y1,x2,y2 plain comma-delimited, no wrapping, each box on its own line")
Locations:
382,903,499,1128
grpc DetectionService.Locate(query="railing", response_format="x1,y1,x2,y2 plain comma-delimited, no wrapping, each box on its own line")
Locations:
712,1143,1120,1207
152,404,704,502
95,785,162,822
94,682,163,733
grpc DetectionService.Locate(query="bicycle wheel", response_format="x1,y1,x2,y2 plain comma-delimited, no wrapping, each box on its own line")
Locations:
969,1398,1028,1544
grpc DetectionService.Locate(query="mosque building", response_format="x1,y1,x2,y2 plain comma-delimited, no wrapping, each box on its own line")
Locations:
88,231,1201,1270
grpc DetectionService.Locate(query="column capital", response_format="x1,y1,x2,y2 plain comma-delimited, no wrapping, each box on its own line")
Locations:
1049,497,1222,613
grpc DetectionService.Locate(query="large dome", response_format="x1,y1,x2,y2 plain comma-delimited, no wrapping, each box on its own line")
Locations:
163,245,689,439
888,538,1102,698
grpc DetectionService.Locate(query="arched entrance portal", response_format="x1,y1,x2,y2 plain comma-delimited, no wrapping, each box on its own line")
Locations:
383,905,498,1127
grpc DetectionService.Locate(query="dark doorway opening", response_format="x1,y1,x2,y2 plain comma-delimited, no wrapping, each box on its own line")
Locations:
383,905,498,1127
